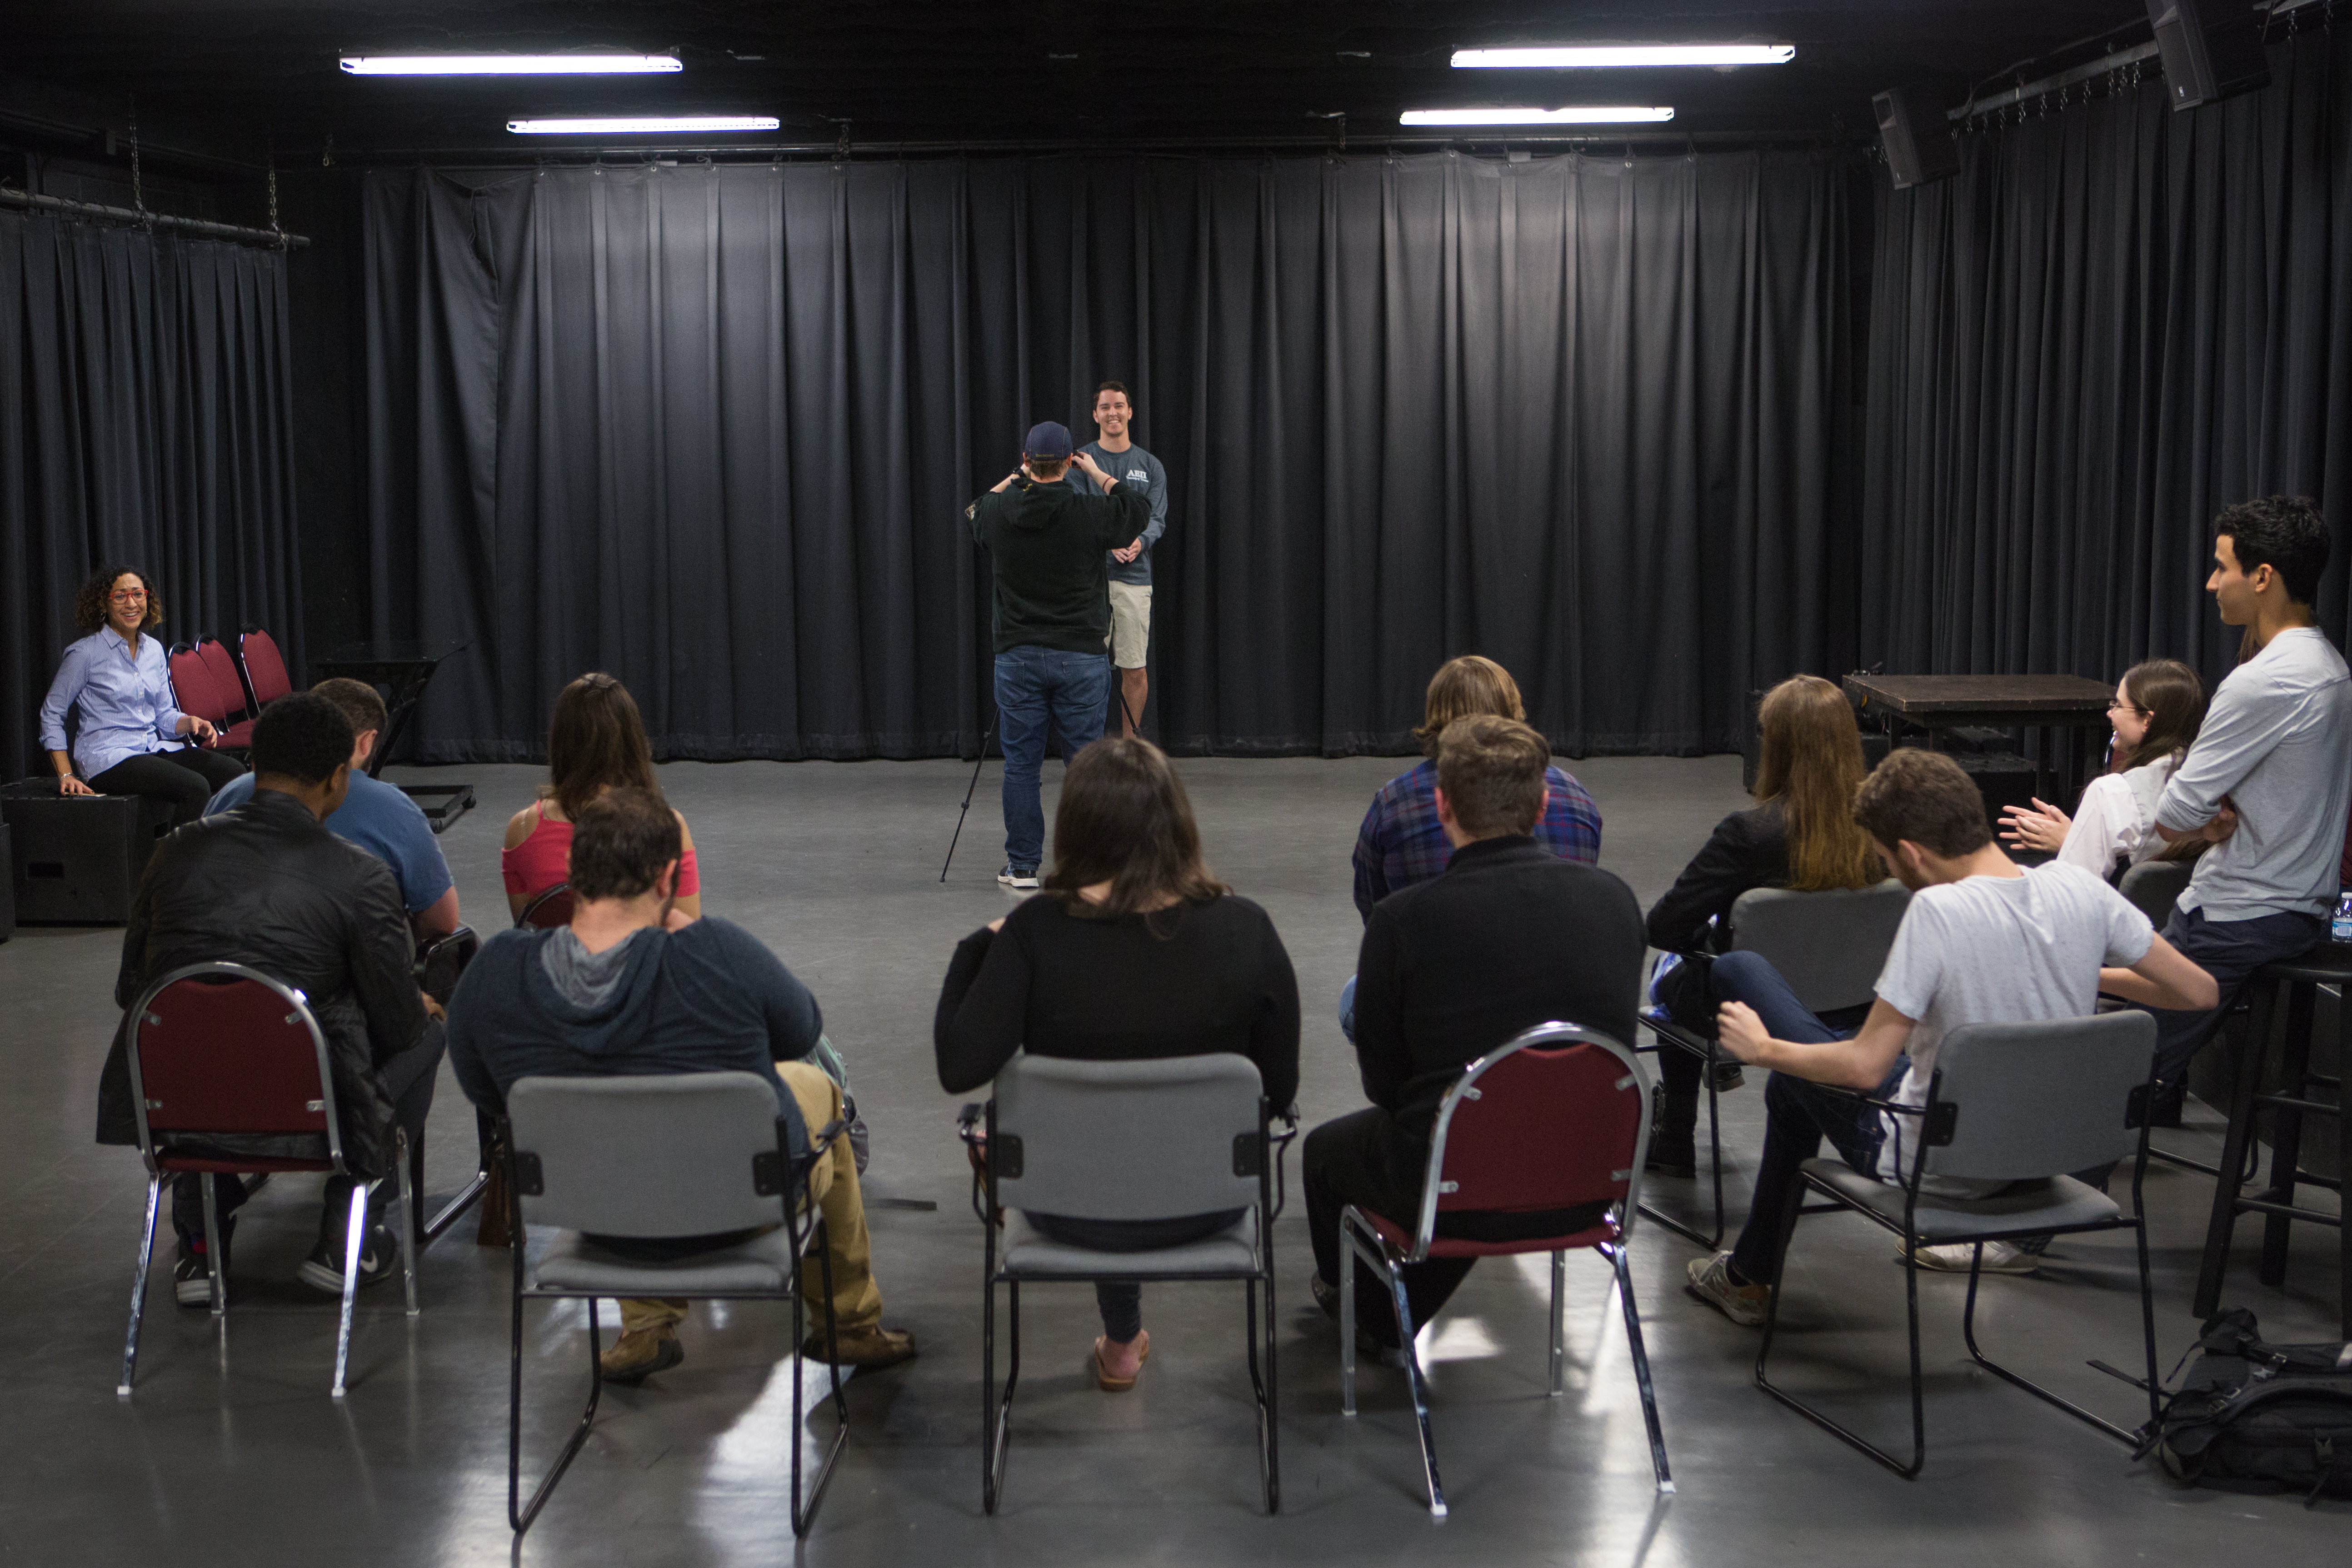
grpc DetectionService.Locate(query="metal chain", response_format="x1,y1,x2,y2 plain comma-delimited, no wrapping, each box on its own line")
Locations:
128,95,144,216
266,140,280,239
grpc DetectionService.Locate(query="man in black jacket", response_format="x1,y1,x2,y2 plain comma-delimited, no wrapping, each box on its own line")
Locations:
965,420,1150,887
1304,715,1644,1352
100,692,443,1306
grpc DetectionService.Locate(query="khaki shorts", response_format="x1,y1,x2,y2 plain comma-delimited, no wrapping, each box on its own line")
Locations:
1106,581,1153,669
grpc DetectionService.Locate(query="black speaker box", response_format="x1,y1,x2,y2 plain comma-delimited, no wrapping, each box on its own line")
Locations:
0,783,175,924
1873,88,1961,190
2147,1,2270,111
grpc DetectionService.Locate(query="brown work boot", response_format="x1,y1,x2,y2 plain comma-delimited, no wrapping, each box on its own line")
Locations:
801,1323,919,1369
599,1328,685,1385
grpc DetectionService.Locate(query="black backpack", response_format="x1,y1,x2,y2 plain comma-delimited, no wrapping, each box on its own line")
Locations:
2149,1308,2352,1504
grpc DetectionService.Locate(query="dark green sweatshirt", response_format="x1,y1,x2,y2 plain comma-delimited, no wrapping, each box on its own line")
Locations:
966,475,1150,654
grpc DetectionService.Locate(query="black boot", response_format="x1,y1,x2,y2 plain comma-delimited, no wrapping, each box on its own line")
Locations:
1646,1089,1699,1178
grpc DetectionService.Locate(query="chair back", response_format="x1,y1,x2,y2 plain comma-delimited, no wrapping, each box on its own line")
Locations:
517,884,574,929
1917,1011,2157,1183
506,1072,791,1238
195,638,253,721
1730,880,1910,1014
991,1053,1263,1223
2117,859,2192,931
1415,1023,1646,1254
416,924,479,1006
238,627,294,706
125,962,342,1165
166,644,230,726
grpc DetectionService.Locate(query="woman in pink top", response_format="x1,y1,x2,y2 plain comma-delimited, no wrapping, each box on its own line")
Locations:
502,673,702,922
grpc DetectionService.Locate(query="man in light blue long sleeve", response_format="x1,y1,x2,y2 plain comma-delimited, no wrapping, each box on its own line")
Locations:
1077,381,1168,737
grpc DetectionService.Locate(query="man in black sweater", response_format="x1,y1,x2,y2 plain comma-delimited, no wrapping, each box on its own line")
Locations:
1305,714,1644,1351
965,420,1150,888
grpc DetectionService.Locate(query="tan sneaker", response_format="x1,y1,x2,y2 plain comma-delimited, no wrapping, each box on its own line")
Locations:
1900,1239,2040,1275
802,1323,919,1369
1686,1251,1771,1327
599,1328,684,1385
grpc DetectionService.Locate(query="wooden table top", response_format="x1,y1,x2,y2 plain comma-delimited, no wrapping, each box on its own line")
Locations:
1843,673,2117,716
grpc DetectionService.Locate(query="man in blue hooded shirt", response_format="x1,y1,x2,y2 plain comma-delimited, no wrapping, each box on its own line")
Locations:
446,788,915,1382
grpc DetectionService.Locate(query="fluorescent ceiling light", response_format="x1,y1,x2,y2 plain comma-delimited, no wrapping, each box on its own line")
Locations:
508,115,780,135
1400,106,1675,126
342,55,684,76
1452,45,1794,69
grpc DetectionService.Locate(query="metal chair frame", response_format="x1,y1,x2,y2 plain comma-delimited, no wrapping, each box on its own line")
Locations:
515,883,574,930
409,925,494,1248
1339,1022,1673,1516
502,1099,849,1539
1754,1060,2164,1478
957,1069,1294,1516
118,961,419,1399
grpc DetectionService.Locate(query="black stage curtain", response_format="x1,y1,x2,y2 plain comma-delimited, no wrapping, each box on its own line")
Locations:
0,212,302,783
1863,28,2352,688
360,151,1862,762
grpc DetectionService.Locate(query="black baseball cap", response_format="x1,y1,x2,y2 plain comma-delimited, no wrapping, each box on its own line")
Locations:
1022,421,1074,461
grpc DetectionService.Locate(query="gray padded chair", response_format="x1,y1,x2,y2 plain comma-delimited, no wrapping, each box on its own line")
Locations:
960,1053,1285,1514
1641,879,1911,1247
1755,1010,2163,1478
503,1072,849,1538
2117,858,2193,930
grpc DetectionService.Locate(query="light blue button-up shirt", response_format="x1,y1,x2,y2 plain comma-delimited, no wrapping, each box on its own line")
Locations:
38,628,189,781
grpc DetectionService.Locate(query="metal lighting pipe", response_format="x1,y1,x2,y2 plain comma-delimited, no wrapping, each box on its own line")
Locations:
0,185,308,248
1950,40,2164,120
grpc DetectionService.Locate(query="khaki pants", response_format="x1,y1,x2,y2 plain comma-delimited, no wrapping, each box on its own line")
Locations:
619,1061,882,1339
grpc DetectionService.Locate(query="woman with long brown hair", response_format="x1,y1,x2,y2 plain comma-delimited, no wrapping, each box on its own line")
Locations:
1999,658,2207,878
1642,675,1882,1174
501,673,702,921
935,736,1299,1392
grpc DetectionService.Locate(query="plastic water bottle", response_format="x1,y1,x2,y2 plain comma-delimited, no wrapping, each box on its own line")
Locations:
2334,887,2352,945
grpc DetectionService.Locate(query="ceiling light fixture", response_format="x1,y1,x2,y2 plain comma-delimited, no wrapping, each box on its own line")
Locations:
342,55,684,76
507,115,780,135
1451,45,1793,69
1400,106,1675,126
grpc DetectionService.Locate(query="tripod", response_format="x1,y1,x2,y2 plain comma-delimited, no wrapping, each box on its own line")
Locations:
938,714,997,883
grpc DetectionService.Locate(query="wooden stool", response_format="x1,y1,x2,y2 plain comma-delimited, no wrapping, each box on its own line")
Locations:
2193,941,2351,1337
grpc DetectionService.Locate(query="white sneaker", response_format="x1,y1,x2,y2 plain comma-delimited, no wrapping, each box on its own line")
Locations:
1685,1252,1771,1327
997,866,1040,889
1900,1239,2040,1275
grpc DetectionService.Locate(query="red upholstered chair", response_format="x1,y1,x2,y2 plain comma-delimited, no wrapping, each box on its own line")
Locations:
117,962,417,1399
515,883,575,929
237,626,294,706
1339,1021,1671,1515
194,638,256,746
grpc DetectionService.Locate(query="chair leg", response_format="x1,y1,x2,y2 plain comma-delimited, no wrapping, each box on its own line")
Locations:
509,1293,603,1535
1548,1250,1567,1396
2257,983,2317,1289
1610,1242,1673,1494
2196,975,2279,1317
118,1175,164,1397
1703,1062,1726,1248
1384,1261,1447,1518
982,1276,1020,1516
330,1181,369,1398
394,1135,419,1318
200,1174,227,1318
1262,1264,1281,1514
791,1219,849,1538
1959,1230,2150,1446
1340,1213,1360,1417
1243,1276,1278,1513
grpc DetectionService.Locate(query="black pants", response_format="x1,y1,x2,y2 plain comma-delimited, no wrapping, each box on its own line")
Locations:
173,1021,447,1249
89,748,247,828
1025,1209,1245,1341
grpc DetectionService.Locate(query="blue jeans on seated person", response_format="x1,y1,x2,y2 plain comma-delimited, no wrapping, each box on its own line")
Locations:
994,646,1111,871
1710,951,1905,1286
1025,1209,1247,1341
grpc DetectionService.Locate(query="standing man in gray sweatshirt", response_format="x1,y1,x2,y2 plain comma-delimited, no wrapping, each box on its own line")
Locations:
2121,495,2352,1085
1076,381,1168,738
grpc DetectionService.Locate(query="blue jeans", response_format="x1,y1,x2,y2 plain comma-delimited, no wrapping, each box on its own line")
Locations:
994,646,1111,870
1711,952,1905,1284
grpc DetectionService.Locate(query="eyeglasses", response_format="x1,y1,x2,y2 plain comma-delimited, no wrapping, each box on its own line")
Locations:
2106,699,2148,716
108,589,149,603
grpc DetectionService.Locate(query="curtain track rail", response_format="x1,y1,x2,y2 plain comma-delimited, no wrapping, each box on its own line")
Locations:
0,186,308,249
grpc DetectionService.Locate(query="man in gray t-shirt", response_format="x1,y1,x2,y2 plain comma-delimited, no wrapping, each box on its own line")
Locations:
1681,750,2213,1327
1076,380,1168,737
2141,497,2350,1079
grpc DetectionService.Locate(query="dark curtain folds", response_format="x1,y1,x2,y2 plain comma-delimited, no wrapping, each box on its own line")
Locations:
1862,29,2352,689
361,150,1862,762
0,213,301,782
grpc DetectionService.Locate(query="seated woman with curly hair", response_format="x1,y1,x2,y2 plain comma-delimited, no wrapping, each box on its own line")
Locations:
38,565,245,824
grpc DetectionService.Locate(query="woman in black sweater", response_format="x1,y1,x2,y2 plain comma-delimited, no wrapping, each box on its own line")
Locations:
936,737,1301,1391
1643,676,1880,1174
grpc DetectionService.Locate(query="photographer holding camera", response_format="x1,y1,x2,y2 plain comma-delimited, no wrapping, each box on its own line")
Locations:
965,421,1152,887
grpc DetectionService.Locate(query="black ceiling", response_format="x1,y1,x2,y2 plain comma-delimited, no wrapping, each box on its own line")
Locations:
5,1,2197,164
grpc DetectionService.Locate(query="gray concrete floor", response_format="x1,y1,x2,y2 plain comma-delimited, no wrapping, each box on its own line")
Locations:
1,754,2343,1564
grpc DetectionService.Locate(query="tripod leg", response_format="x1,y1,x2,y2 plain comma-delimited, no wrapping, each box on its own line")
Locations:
940,718,997,883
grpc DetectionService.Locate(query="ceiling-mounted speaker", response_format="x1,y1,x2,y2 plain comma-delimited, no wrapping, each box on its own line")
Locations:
1872,88,1960,190
2145,1,2271,110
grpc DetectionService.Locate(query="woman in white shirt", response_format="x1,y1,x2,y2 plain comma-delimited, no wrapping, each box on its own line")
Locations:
2000,658,2207,879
